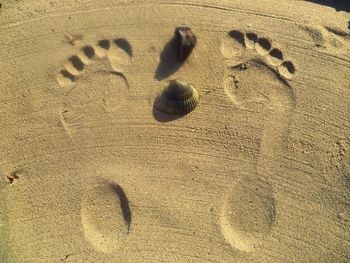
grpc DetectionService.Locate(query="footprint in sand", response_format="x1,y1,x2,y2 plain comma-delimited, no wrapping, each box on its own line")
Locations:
56,38,132,138
55,29,296,256
220,30,296,252
301,24,350,55
81,180,131,253
56,40,133,252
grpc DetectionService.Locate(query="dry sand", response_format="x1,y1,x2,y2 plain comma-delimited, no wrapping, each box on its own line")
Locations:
0,0,350,262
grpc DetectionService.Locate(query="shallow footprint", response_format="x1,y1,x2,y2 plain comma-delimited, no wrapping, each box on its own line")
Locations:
220,32,296,253
220,60,290,252
81,180,131,253
220,179,276,252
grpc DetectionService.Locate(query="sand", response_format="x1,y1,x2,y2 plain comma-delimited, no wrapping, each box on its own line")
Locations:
0,0,349,262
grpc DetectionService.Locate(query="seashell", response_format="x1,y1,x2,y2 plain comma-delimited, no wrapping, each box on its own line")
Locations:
175,25,197,63
154,80,199,115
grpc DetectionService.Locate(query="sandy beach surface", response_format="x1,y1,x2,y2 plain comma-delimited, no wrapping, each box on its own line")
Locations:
0,0,349,262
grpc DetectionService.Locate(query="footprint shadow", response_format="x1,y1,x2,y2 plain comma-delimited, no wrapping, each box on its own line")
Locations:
113,183,132,230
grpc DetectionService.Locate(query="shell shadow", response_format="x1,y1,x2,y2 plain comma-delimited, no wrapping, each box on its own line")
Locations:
154,35,183,81
152,106,185,122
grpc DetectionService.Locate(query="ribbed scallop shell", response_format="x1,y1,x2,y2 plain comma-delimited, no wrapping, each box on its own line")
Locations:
154,80,199,115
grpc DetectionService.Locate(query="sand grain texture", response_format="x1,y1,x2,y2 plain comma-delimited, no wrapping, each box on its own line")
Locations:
0,0,350,262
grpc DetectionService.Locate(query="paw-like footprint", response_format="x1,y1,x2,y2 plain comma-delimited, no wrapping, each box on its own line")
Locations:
56,38,132,138
220,30,296,252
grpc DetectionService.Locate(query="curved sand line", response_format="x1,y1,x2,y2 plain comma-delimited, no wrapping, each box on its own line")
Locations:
81,181,131,253
220,31,296,252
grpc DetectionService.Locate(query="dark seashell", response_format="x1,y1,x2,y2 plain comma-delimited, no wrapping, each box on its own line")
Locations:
175,25,197,63
154,80,199,115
